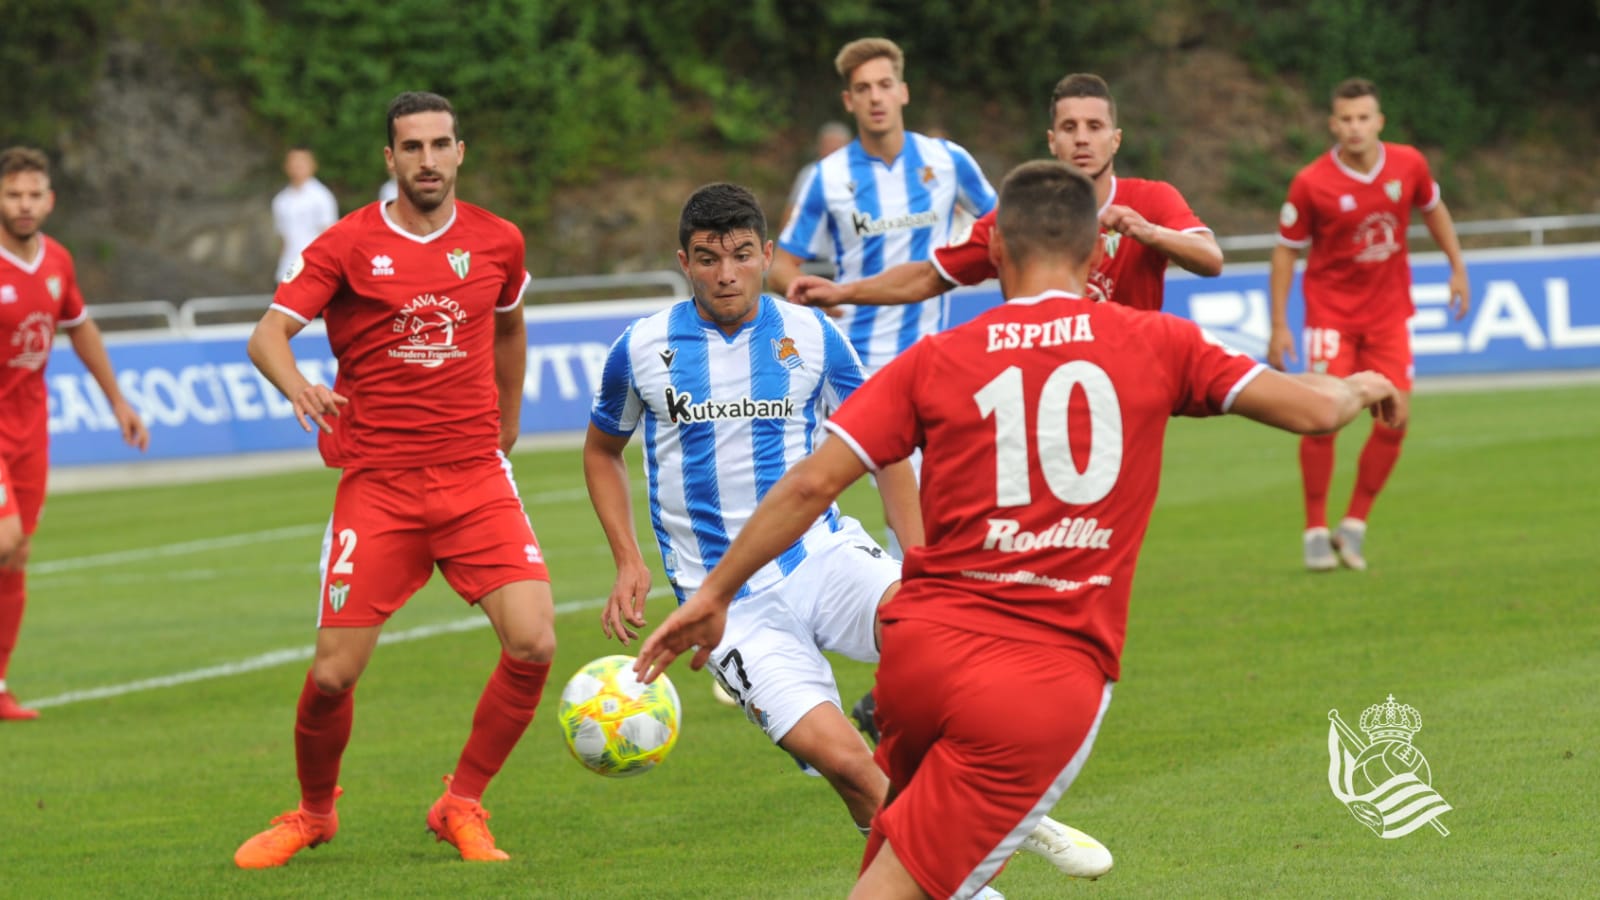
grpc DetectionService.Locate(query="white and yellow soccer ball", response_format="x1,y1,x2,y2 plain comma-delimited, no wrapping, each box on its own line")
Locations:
557,655,681,777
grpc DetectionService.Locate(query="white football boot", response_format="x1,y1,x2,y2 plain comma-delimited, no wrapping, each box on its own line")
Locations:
1018,815,1113,879
1303,526,1337,572
1333,518,1368,571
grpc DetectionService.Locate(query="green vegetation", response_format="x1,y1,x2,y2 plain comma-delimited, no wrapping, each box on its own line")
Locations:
1218,0,1600,154
0,0,116,146
10,2,1599,229
4,384,1598,896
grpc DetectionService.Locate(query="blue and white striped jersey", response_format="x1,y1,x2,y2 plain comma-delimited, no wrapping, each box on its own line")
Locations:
778,132,997,373
590,296,866,602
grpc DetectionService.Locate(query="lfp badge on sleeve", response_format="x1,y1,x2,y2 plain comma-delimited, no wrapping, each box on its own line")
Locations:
1327,694,1451,838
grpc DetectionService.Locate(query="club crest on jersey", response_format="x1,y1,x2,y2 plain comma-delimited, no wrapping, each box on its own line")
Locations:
0,284,15,304
328,580,350,614
45,275,63,301
920,165,936,185
447,248,471,279
771,336,803,370
1101,230,1121,259
1339,194,1357,212
1384,179,1403,203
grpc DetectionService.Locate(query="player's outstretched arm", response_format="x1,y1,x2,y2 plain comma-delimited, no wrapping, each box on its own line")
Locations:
1421,201,1471,320
788,261,951,309
582,424,654,646
1266,244,1302,370
248,308,347,433
65,317,149,452
635,438,869,684
1101,205,1223,276
1230,369,1404,435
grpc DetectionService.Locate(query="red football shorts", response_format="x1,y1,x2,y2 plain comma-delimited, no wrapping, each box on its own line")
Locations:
870,616,1112,898
315,453,549,627
1303,317,1414,392
0,443,49,534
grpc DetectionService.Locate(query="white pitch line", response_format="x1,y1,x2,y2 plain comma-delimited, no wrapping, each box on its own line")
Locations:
27,587,673,710
28,486,604,577
29,524,327,575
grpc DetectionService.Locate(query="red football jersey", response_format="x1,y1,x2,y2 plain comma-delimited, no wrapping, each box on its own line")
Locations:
1277,142,1439,330
0,236,88,455
272,201,529,468
825,291,1263,680
931,177,1209,311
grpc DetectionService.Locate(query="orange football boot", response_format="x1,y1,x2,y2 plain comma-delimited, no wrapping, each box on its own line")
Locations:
426,775,510,861
234,787,343,869
0,692,38,721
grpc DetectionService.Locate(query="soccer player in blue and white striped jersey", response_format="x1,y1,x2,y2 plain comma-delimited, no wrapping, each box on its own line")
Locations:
589,183,1116,889
584,182,920,832
770,37,997,375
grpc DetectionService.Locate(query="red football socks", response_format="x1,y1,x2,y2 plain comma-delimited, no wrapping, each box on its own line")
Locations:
1298,434,1337,530
1346,423,1406,523
450,652,550,801
0,569,25,680
294,669,354,816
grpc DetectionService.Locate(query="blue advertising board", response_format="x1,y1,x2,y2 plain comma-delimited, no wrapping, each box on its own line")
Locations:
40,245,1600,466
949,244,1600,376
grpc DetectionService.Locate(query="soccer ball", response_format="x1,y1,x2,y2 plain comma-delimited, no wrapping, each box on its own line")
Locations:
557,655,681,777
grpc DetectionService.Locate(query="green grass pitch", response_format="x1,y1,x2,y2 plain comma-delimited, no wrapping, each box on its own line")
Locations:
2,383,1596,898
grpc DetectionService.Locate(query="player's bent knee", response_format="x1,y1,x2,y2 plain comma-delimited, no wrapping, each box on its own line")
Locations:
800,737,880,789
309,665,360,696
500,628,556,664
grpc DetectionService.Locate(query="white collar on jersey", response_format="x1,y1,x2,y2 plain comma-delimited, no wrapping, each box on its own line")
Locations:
1328,143,1387,184
380,201,458,243
1098,175,1118,217
1007,289,1088,307
0,234,47,274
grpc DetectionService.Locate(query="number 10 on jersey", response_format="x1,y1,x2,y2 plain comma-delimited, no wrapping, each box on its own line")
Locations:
974,362,1124,507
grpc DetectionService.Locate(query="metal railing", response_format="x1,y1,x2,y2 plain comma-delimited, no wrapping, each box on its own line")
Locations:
1217,212,1600,253
83,214,1600,334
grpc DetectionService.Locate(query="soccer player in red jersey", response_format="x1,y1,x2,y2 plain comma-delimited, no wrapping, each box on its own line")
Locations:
634,160,1403,898
798,73,1221,754
1268,78,1469,572
787,73,1222,313
234,92,555,868
0,147,149,721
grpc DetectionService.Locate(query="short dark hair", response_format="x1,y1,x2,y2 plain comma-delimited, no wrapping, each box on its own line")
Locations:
1048,73,1117,126
996,160,1099,267
1332,77,1380,105
0,146,50,180
387,92,457,147
678,183,767,251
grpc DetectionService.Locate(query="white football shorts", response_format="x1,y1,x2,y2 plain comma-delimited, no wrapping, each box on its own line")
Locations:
708,515,900,744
